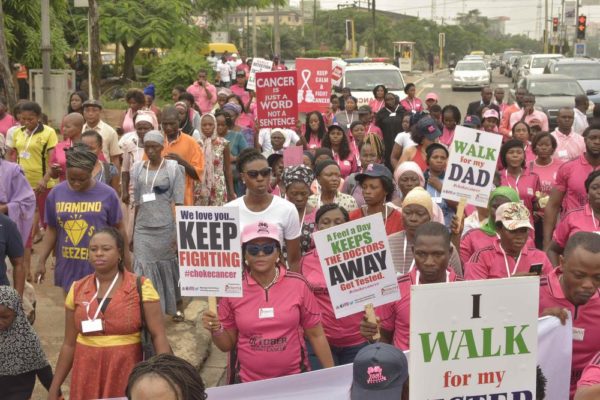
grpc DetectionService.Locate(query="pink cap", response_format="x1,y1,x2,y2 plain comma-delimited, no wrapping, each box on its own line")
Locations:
483,109,499,120
241,221,280,244
425,92,439,101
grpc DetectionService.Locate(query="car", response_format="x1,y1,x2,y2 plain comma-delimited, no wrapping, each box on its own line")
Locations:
526,53,564,76
500,50,522,75
545,58,600,105
451,60,491,90
337,62,406,107
511,74,589,129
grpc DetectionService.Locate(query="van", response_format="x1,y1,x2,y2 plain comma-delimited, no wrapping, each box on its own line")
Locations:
337,63,406,107
524,53,564,77
200,43,239,58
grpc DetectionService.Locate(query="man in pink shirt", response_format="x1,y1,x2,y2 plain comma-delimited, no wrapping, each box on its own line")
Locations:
500,87,527,136
186,69,217,114
539,232,600,399
543,126,600,248
576,353,600,399
230,70,250,107
465,202,553,280
359,222,461,350
553,107,586,162
509,93,549,132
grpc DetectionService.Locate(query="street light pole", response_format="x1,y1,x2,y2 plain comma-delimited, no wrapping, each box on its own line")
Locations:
41,0,52,112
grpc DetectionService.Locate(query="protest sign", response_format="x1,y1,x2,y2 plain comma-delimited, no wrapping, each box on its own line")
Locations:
283,145,304,167
296,58,332,113
247,57,273,91
176,206,242,297
256,70,297,130
204,317,570,400
441,126,503,208
331,59,345,87
312,214,400,319
409,278,539,400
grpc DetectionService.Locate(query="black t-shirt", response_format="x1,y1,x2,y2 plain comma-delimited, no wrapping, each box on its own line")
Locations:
0,213,24,286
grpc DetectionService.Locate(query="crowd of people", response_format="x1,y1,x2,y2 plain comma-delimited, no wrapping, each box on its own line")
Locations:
0,59,600,400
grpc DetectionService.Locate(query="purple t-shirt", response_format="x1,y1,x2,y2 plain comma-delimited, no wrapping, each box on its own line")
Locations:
45,181,122,291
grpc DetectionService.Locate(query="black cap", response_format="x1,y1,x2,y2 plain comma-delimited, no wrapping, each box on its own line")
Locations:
350,343,408,400
82,99,103,109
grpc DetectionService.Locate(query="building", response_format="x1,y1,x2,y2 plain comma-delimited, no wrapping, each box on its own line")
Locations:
488,16,510,36
227,1,315,28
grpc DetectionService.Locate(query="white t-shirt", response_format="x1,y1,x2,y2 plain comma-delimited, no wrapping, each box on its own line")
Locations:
217,61,232,83
258,128,300,153
225,195,301,245
394,131,416,149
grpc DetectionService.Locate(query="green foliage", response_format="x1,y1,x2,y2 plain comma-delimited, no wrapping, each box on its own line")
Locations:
149,49,211,100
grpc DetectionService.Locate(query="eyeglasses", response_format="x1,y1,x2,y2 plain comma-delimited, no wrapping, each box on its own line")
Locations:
244,167,272,179
246,243,278,256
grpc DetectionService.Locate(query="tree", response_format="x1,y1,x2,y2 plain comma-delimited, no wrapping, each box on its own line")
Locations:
0,0,17,108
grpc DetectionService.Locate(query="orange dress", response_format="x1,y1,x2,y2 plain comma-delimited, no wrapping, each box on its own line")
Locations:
65,271,159,399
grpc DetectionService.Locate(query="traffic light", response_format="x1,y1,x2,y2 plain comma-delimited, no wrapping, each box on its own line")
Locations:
577,15,587,40
552,17,559,32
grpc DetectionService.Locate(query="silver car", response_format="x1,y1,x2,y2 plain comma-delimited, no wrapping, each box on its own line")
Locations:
451,61,490,90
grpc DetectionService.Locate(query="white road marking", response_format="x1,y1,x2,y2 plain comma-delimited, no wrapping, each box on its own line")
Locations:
422,83,435,88
497,84,509,88
441,84,451,89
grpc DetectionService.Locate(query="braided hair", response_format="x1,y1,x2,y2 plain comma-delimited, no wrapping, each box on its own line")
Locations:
236,147,267,172
66,142,97,172
359,133,385,160
126,354,208,400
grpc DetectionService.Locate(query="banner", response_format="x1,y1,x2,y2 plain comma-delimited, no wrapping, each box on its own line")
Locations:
205,317,571,400
296,58,332,113
176,206,242,297
246,57,273,91
441,126,503,208
409,278,539,399
331,59,346,87
256,70,297,130
312,214,400,318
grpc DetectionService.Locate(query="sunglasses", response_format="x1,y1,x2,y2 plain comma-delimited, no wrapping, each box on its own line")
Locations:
246,243,278,256
244,167,272,179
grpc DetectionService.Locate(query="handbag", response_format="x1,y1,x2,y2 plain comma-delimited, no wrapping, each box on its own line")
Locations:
136,276,156,360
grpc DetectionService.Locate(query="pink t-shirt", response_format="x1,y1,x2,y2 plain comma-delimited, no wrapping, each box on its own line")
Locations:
218,266,321,382
578,352,600,387
368,99,385,114
307,135,321,150
333,151,358,179
555,155,600,214
377,268,460,350
231,84,250,106
400,97,423,113
0,113,16,136
439,126,455,146
540,268,600,397
49,139,72,181
509,109,549,132
553,129,586,163
465,238,553,280
530,158,563,198
186,82,218,114
460,228,496,266
523,143,536,166
300,249,366,348
552,205,600,248
365,123,383,140
499,170,540,217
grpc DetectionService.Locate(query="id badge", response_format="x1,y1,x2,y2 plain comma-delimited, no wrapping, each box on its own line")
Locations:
81,319,104,334
389,112,396,117
558,150,568,158
346,124,351,130
573,327,585,341
142,192,156,203
433,196,443,204
259,307,274,319
20,151,31,160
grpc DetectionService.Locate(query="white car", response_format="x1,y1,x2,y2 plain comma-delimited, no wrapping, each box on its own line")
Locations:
338,63,406,107
451,61,491,90
522,53,564,77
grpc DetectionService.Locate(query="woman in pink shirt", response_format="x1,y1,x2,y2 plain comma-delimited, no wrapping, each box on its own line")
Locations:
304,111,326,150
0,100,17,136
322,125,358,178
323,95,339,127
512,122,536,165
399,83,423,113
439,105,461,146
482,109,500,134
202,221,334,383
368,84,387,114
50,113,84,182
301,204,369,369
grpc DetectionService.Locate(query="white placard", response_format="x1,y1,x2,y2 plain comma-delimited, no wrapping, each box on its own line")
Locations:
176,206,242,297
312,214,400,318
441,126,503,208
409,278,539,400
247,57,274,91
331,59,346,87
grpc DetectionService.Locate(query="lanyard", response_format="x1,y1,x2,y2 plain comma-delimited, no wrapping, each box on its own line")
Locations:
145,158,164,192
367,123,377,133
386,105,399,114
505,170,521,191
85,272,119,321
403,236,415,273
374,100,384,112
415,270,450,285
96,163,104,183
345,111,354,125
406,98,417,111
22,125,40,153
500,244,522,277
592,212,599,229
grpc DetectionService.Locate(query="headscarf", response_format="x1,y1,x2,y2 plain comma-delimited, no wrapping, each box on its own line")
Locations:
143,83,155,98
283,165,314,188
144,130,164,145
480,186,521,236
175,101,194,135
66,143,98,172
134,110,159,130
200,113,218,193
223,102,242,116
401,186,433,218
393,161,426,188
314,159,339,178
0,286,49,375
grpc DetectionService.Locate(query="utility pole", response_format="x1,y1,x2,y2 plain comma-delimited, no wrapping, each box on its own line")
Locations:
544,0,549,53
300,0,305,39
41,0,52,112
0,0,17,109
252,7,257,57
89,0,101,100
273,0,281,56
313,0,317,45
572,0,580,56
372,0,376,56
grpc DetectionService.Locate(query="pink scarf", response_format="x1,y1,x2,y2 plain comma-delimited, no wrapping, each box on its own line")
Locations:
200,114,218,193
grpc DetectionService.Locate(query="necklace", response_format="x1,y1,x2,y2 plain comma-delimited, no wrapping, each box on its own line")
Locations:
252,267,280,290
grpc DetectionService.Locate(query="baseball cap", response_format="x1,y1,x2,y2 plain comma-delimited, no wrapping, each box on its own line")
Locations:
416,116,442,141
425,92,439,102
495,202,533,230
463,115,481,128
82,99,103,109
355,163,393,184
327,123,345,133
350,343,408,400
241,221,280,244
358,105,372,115
236,69,246,77
483,109,500,120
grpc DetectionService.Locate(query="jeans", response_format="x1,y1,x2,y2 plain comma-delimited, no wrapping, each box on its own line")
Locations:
306,339,369,370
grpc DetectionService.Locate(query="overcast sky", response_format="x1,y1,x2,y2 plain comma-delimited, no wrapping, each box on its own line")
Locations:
307,0,600,38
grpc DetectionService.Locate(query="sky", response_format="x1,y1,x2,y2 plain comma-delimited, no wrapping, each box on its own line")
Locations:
305,0,600,38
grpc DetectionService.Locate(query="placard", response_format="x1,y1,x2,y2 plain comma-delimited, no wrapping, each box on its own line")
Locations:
313,214,400,318
176,206,242,297
283,145,304,167
296,58,332,113
246,57,274,91
256,70,297,130
331,59,346,87
441,126,503,208
409,278,539,400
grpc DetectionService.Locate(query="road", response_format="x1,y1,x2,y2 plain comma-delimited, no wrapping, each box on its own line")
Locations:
414,68,513,118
